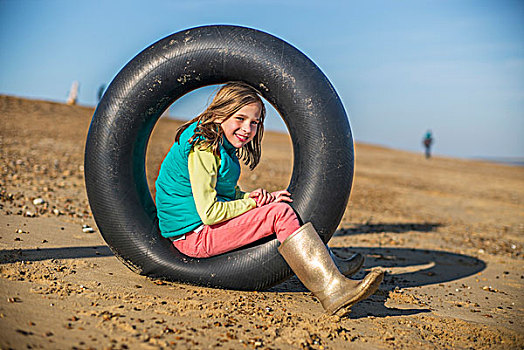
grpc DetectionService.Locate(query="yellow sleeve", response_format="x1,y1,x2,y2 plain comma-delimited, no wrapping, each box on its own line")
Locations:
188,146,256,225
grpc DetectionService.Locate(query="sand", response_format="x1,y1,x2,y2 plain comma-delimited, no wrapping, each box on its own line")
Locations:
0,95,523,349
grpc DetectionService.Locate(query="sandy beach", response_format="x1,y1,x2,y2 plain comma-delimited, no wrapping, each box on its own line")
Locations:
1,95,523,349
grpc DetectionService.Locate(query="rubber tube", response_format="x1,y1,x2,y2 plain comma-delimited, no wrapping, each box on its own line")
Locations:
84,25,354,290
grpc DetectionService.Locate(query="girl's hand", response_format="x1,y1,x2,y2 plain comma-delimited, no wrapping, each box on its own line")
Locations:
249,188,275,207
271,190,293,203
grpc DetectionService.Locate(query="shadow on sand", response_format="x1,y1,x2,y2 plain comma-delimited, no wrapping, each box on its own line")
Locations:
268,245,485,319
0,238,485,320
334,222,442,236
0,245,114,264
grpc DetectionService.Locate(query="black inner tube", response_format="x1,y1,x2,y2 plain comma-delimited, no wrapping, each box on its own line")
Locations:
84,25,354,290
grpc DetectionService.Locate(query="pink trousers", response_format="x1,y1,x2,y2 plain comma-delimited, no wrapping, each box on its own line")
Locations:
173,202,300,258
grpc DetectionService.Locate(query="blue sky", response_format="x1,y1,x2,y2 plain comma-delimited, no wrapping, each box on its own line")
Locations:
1,0,523,159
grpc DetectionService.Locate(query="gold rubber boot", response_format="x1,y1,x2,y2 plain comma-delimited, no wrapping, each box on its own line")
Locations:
278,223,384,315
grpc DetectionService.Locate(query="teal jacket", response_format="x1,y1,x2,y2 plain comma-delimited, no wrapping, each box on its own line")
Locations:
155,123,255,238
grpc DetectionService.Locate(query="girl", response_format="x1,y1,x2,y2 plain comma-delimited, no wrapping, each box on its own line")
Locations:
155,82,383,315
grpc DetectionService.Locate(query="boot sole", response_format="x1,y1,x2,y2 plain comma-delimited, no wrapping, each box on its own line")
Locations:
326,269,385,315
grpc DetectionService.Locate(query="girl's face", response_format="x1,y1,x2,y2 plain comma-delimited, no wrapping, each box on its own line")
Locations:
220,102,261,148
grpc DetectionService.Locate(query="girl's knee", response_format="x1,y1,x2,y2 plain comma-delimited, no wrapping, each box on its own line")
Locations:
265,202,296,219
265,203,300,242
266,201,289,211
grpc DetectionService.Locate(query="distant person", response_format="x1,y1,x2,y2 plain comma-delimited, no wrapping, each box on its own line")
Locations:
423,130,433,159
97,84,106,102
66,81,79,105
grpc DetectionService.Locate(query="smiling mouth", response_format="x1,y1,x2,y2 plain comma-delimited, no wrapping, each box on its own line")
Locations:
235,134,248,142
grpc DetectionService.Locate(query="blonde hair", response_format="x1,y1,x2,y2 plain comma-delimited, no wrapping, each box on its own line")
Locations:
175,82,266,170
